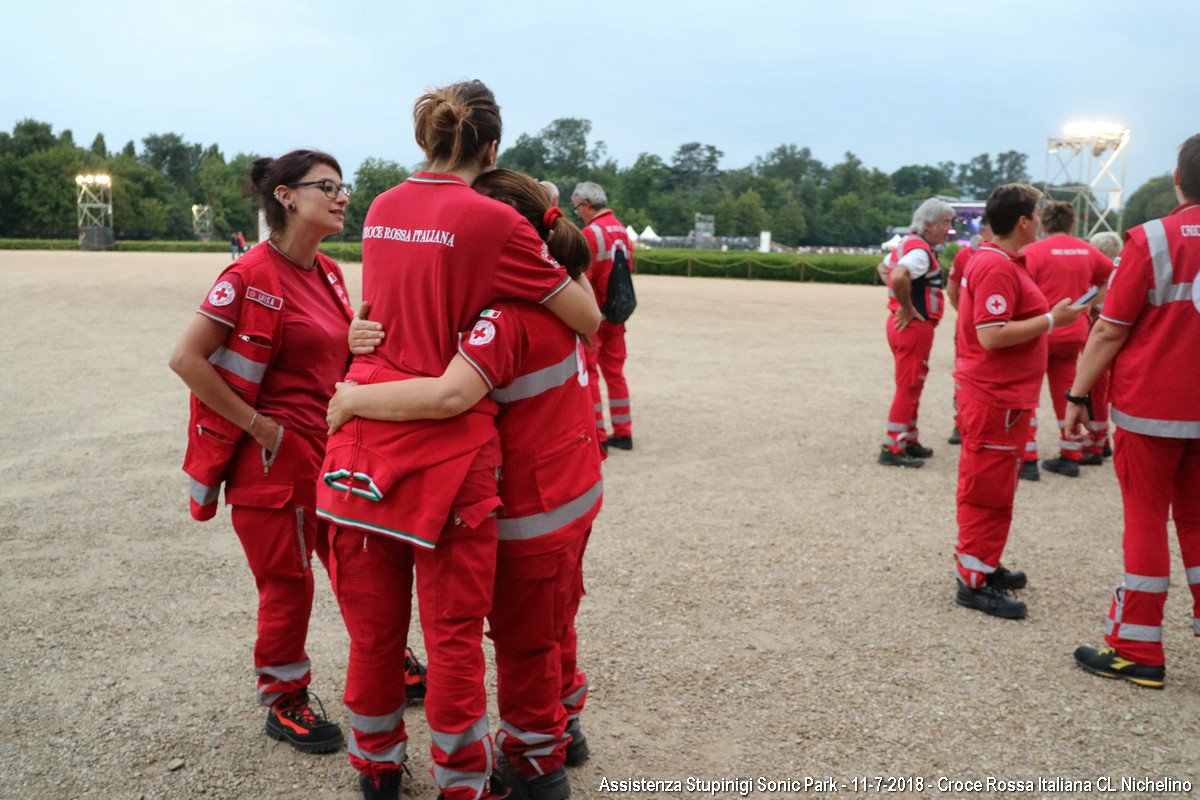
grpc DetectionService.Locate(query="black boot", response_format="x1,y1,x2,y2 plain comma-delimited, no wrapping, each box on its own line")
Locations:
1074,646,1164,689
564,718,590,767
265,690,344,754
955,581,1027,619
986,564,1027,591
878,447,923,468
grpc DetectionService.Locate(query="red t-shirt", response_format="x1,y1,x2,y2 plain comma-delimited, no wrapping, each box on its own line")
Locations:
359,172,572,380
953,242,1050,409
457,301,603,555
1101,203,1200,429
948,244,974,286
1022,234,1113,344
199,247,350,438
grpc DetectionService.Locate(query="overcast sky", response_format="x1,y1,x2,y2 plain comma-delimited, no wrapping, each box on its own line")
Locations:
6,0,1197,194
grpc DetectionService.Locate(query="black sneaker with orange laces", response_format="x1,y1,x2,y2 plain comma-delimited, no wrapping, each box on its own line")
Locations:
265,689,344,753
405,646,428,703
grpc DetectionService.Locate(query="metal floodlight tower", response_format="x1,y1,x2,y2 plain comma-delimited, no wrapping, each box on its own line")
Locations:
75,173,115,250
1044,120,1131,236
191,204,214,242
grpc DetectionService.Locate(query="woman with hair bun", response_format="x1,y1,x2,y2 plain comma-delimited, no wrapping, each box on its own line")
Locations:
169,149,354,753
333,169,602,800
315,83,600,800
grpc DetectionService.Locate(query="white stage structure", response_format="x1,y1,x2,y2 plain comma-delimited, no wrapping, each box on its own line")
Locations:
1044,120,1130,236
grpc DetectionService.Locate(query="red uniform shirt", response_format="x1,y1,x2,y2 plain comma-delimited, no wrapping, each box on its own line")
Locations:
1022,234,1113,345
359,172,572,380
954,242,1050,409
1101,202,1200,434
317,173,572,548
582,209,633,310
948,243,975,287
199,245,350,438
457,301,603,556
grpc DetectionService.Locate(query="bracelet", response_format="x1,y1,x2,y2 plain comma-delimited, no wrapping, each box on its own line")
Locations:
1044,312,1055,333
247,412,258,433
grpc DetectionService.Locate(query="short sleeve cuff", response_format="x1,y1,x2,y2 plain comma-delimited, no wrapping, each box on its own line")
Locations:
197,309,236,328
457,340,496,390
1098,313,1133,326
975,321,1007,329
539,275,573,304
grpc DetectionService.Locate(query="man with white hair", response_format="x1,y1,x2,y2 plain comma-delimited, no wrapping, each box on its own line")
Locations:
539,180,560,206
573,181,635,450
877,197,955,467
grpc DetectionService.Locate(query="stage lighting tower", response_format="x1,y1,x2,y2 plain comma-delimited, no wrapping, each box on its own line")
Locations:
75,173,115,250
1044,120,1130,236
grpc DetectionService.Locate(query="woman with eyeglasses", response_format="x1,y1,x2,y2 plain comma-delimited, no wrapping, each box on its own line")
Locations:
169,149,354,755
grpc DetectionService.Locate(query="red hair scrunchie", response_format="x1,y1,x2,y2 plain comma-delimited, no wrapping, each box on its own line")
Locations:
542,206,563,229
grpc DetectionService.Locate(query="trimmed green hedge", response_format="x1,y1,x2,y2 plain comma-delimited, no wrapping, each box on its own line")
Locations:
0,238,79,250
634,248,882,284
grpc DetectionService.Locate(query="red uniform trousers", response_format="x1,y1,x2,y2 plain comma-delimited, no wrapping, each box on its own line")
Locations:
883,318,935,452
1103,430,1200,666
329,442,501,799
586,321,631,441
1025,339,1085,462
489,529,589,778
226,430,330,705
559,531,590,726
954,392,1033,587
1085,362,1113,457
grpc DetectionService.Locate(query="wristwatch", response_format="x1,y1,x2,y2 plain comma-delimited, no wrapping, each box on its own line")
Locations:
1065,391,1090,406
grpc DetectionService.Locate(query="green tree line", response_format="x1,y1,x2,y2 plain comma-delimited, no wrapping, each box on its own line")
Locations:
0,117,1179,245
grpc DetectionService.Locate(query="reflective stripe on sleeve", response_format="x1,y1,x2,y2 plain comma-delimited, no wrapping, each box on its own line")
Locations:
498,480,603,541
1124,574,1170,593
588,224,610,260
490,351,578,403
209,346,267,383
1111,408,1200,438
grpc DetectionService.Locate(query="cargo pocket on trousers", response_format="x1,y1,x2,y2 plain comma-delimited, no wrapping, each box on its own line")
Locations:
491,552,560,650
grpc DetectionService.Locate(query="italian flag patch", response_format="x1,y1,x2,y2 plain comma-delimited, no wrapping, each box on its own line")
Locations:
479,309,501,319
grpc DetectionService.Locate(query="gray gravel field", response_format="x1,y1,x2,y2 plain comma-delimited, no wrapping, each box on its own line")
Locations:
1,251,1197,800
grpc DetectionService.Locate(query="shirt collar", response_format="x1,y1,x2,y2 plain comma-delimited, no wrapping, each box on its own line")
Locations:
408,172,469,187
1171,201,1200,216
590,209,615,224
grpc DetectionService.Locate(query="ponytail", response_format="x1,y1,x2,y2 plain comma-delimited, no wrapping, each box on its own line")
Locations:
473,169,592,279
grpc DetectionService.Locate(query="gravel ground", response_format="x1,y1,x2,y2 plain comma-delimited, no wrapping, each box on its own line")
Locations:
1,251,1198,800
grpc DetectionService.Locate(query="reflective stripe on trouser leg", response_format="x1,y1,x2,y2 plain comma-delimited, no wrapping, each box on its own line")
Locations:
1179,441,1200,638
429,716,491,798
562,679,588,719
1024,413,1038,462
496,721,568,778
883,421,907,453
1057,421,1083,460
955,397,1029,589
490,538,582,778
330,525,415,779
597,321,631,437
1102,429,1190,667
886,318,932,454
232,504,316,707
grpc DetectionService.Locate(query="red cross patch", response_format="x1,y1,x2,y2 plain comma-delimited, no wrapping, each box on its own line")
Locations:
469,320,496,345
985,294,1007,315
208,281,236,307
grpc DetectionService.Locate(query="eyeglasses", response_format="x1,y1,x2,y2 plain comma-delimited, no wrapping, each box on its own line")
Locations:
289,180,352,200
573,202,586,214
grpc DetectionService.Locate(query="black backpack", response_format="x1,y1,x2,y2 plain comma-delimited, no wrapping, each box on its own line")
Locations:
601,244,637,324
